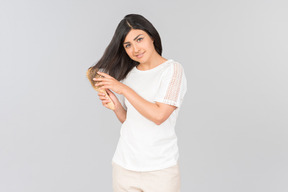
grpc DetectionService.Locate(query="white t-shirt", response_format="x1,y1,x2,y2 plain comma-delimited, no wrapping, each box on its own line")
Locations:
112,59,187,172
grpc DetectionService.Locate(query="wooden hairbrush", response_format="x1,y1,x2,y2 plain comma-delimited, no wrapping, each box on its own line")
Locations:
86,67,115,110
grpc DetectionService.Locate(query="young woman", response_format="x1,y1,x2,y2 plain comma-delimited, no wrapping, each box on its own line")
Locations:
92,14,187,192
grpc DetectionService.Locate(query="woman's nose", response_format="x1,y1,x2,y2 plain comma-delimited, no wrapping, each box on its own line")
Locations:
132,44,140,53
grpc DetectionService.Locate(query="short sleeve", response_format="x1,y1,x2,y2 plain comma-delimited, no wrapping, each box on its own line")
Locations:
153,62,187,107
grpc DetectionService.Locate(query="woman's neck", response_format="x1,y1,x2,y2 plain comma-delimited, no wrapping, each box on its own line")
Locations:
137,54,167,71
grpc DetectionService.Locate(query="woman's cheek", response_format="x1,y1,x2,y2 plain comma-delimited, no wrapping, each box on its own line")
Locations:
128,52,134,60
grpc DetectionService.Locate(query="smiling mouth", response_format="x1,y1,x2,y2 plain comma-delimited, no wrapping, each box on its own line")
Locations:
135,52,145,58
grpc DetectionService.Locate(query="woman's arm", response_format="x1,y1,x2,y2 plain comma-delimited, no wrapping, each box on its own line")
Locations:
113,103,127,124
94,72,176,125
122,85,176,125
98,89,127,123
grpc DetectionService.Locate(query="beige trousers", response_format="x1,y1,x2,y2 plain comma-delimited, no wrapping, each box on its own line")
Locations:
112,162,181,192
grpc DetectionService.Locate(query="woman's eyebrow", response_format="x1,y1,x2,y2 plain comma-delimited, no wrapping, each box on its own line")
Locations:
123,34,143,44
133,34,143,41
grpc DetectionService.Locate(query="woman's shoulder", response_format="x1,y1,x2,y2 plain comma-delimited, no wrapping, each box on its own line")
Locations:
162,59,185,73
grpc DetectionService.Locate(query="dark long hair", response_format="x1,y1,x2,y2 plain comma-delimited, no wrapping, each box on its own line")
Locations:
90,14,162,81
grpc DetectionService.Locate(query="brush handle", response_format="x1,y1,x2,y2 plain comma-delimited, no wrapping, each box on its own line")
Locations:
98,89,115,110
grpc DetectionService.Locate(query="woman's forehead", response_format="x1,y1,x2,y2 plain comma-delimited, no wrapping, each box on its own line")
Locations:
124,29,147,41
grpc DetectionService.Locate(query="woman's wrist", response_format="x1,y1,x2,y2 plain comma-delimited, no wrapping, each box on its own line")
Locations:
120,84,130,96
113,100,123,112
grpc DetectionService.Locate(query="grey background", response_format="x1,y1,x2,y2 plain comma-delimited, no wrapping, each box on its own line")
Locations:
1,0,287,191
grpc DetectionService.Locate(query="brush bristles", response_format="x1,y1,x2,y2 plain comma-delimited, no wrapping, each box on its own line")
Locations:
86,67,115,110
86,67,104,91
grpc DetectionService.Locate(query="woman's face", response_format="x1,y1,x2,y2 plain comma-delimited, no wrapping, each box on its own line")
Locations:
123,29,156,64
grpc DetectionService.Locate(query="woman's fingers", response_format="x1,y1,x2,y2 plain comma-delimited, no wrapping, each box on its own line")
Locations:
94,80,112,89
95,82,107,87
97,89,118,109
99,96,108,101
98,92,109,102
106,89,116,100
98,92,106,96
97,71,111,78
94,76,123,94
92,72,112,81
98,94,109,100
93,77,105,81
102,102,110,109
106,89,113,95
102,100,111,105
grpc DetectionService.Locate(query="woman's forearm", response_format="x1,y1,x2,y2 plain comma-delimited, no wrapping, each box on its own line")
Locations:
122,85,167,125
113,102,127,124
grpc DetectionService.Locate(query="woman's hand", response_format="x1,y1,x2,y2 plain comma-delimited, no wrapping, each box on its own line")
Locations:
93,72,127,95
97,89,118,110
97,89,127,122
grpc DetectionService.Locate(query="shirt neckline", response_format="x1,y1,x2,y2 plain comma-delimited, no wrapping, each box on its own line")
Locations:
134,59,173,73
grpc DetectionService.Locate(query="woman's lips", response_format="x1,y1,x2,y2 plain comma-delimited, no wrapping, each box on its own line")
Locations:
135,52,145,59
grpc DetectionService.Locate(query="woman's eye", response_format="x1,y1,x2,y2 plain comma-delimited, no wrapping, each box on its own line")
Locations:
137,38,143,42
125,44,131,48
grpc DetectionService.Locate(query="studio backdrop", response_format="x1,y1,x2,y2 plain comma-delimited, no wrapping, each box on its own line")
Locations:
0,0,287,192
